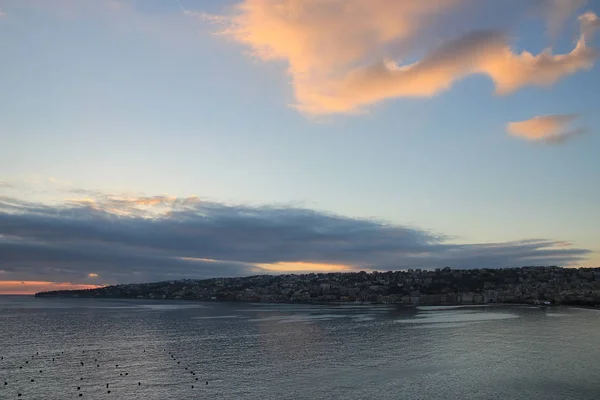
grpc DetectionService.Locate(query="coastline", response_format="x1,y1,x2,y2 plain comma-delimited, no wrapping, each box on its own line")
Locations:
32,267,600,308
31,294,600,309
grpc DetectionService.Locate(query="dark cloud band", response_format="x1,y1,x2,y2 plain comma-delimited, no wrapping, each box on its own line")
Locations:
0,194,590,284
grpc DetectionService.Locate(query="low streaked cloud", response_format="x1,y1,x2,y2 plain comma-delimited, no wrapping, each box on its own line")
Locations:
0,181,16,189
204,0,597,114
0,191,590,288
507,114,586,144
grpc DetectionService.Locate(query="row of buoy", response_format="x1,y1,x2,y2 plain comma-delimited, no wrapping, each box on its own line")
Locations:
2,348,211,397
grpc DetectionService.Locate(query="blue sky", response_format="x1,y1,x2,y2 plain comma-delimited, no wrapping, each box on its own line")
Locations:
0,0,599,292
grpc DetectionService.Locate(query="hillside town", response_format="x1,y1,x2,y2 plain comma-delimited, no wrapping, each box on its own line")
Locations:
35,266,600,307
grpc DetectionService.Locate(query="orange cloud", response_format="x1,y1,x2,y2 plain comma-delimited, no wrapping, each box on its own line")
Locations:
507,114,586,143
207,1,598,114
579,11,600,38
257,261,353,273
66,194,194,217
0,281,102,295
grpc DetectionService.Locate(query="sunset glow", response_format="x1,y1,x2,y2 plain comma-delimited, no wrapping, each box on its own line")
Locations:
258,262,354,273
0,281,103,295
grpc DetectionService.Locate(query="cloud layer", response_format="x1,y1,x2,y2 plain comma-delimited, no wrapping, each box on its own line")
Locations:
206,0,598,114
507,114,586,143
0,191,590,286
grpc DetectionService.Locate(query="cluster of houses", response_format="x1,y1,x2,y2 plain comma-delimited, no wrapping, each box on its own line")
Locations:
36,266,600,306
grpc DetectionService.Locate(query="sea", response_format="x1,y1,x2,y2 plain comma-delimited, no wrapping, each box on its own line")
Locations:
1,296,599,400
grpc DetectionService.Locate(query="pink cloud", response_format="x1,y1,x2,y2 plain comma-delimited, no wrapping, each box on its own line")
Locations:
507,114,586,144
208,1,598,115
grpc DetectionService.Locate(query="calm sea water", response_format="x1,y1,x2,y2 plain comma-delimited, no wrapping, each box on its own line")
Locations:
1,296,599,400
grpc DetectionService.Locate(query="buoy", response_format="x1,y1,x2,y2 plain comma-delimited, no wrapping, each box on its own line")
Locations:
106,384,109,388
138,382,141,386
206,381,208,385
79,394,82,397
39,370,42,373
77,387,80,390
107,390,111,394
192,385,194,388
195,378,198,381
31,379,34,382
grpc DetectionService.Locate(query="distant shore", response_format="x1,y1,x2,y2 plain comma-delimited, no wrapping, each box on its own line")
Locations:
34,267,600,307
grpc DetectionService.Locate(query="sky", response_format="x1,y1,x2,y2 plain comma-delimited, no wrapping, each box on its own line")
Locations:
0,0,599,294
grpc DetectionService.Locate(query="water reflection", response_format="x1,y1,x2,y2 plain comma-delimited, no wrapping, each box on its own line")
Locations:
1,297,599,400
